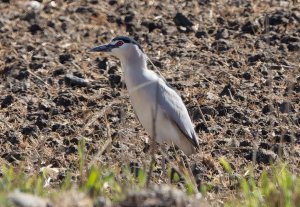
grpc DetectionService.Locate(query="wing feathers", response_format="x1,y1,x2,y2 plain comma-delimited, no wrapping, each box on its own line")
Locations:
157,80,199,148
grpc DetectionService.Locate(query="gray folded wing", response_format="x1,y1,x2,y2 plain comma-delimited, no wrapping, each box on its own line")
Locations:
156,80,199,148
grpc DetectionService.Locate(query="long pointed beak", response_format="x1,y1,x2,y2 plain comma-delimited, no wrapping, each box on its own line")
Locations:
90,44,112,52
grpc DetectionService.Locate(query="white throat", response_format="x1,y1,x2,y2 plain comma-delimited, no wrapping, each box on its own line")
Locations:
118,46,150,93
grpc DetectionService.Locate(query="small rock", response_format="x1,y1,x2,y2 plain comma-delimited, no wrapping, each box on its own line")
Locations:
65,145,77,154
107,61,118,74
242,72,251,80
192,163,206,176
208,125,223,134
227,20,240,30
38,102,50,112
262,104,274,114
245,149,277,164
219,84,235,97
53,68,65,76
28,23,43,35
124,12,135,23
240,140,252,147
277,133,295,143
227,59,242,68
61,22,67,31
93,196,111,207
241,21,259,34
215,28,229,40
287,43,300,52
70,137,79,145
254,40,265,49
141,21,164,33
261,128,268,136
28,1,42,10
206,92,219,101
174,12,193,27
108,0,117,5
211,40,230,51
216,17,225,24
3,130,19,145
178,26,187,32
22,12,36,22
278,44,287,52
198,0,210,6
119,185,206,207
269,13,289,25
292,84,300,93
195,122,209,133
88,0,98,4
1,95,14,108
35,114,48,129
21,126,36,135
259,142,271,149
207,27,216,34
257,149,278,164
9,190,50,207
195,30,207,38
279,101,293,113
109,74,121,88
59,54,73,64
29,62,43,70
75,6,93,13
52,123,64,132
200,106,217,117
233,112,246,120
247,53,265,64
192,106,216,121
53,93,74,107
47,21,55,28
64,74,89,87
281,36,299,44
215,103,229,116
151,59,162,68
16,70,29,80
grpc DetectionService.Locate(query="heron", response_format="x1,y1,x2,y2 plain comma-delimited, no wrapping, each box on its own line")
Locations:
90,36,199,155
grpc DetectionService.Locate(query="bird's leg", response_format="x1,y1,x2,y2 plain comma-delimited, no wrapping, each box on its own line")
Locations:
162,155,166,175
160,144,168,176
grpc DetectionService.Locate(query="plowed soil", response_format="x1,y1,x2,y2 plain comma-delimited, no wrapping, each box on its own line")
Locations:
0,0,299,205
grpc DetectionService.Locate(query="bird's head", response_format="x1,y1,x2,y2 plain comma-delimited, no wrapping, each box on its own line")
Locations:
90,36,144,59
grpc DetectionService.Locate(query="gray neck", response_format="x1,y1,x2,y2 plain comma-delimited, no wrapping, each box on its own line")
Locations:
119,47,148,91
120,46,147,72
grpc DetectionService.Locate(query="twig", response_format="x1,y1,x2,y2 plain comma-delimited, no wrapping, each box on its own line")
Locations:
0,118,11,129
199,73,214,85
227,87,235,101
194,98,211,134
88,113,113,169
27,69,49,86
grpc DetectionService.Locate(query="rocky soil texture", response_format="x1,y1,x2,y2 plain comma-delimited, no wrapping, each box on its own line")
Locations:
0,0,299,205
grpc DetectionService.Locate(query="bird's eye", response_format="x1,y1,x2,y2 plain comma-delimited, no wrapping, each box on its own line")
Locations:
116,41,124,46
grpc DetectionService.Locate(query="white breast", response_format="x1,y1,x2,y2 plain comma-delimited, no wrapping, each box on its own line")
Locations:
125,70,159,136
123,66,196,155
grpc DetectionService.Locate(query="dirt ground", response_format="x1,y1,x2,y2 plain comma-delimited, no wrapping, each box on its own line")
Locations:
0,0,299,205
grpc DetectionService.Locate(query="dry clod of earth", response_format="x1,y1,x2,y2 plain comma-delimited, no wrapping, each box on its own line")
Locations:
118,185,209,207
8,190,51,207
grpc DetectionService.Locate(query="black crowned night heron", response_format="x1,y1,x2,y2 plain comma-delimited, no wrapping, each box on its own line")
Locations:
90,36,199,155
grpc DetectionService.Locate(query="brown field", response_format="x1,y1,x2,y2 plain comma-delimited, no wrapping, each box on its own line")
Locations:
0,0,299,206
